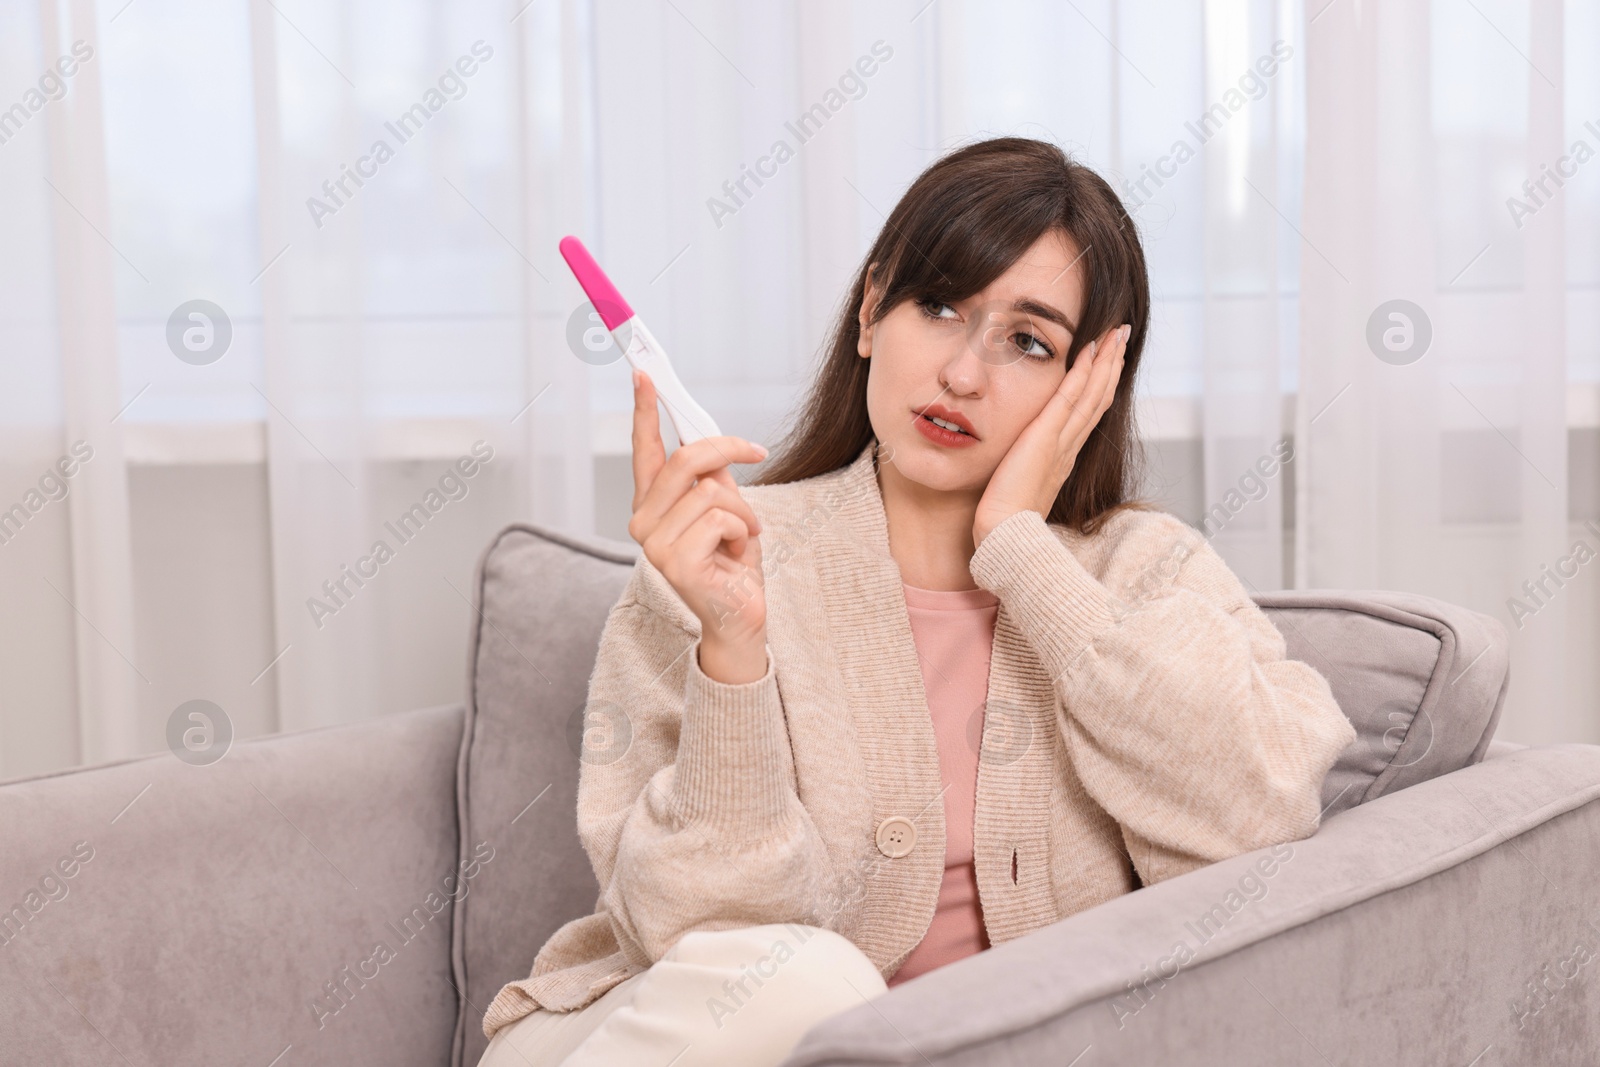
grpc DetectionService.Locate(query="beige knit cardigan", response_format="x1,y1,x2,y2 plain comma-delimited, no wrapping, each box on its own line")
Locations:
483,439,1356,1037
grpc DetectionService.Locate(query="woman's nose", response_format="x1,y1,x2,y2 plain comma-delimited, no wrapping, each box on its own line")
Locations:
940,335,990,396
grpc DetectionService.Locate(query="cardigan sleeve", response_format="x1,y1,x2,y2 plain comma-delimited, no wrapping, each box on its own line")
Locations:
573,563,834,968
968,508,1357,886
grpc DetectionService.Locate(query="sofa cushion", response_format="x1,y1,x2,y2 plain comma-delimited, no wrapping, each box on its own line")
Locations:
1250,590,1508,820
448,527,1510,1064
450,525,635,1067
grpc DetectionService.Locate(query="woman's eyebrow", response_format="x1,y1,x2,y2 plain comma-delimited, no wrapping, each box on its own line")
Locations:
1012,298,1078,335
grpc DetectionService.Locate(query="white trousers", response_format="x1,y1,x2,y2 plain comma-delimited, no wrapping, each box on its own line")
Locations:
476,924,888,1067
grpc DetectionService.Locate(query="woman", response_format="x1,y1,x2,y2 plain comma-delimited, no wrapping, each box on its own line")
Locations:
477,137,1356,1066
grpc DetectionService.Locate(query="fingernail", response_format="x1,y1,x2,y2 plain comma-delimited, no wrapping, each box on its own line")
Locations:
753,444,769,458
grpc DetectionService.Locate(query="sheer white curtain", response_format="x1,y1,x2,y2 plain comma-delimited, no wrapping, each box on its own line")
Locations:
2,0,1594,781
247,0,596,733
3,0,140,770
1300,0,1595,744
4,0,593,772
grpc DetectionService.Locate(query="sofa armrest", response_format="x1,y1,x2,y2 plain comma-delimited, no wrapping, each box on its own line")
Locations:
0,703,467,1067
782,744,1600,1066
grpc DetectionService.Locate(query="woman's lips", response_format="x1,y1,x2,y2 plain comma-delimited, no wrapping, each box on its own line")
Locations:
913,411,980,448
918,403,977,436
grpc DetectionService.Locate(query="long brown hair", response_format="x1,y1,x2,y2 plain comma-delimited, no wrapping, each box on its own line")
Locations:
752,136,1154,535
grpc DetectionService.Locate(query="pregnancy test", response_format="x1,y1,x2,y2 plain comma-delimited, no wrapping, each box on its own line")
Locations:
558,235,721,445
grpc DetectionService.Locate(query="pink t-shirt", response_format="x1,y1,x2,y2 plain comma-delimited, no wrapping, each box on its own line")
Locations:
887,581,997,986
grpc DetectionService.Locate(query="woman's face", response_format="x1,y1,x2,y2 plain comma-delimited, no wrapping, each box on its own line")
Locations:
858,228,1089,499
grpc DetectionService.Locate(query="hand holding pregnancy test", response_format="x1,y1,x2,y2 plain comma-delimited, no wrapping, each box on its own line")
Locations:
559,236,771,684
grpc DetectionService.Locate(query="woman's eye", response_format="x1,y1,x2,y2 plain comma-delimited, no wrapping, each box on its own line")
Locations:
1013,331,1054,360
920,300,959,320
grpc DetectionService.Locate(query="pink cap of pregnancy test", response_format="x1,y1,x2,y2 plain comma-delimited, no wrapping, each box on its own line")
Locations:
558,236,635,331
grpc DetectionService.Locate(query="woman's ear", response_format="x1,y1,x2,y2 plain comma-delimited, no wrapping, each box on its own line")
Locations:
857,264,881,360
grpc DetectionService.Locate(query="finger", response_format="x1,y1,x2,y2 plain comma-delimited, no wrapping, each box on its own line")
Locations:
1038,340,1096,432
1077,334,1121,424
704,470,758,534
678,436,760,526
1062,323,1121,396
650,473,760,552
641,489,740,573
701,465,761,534
1047,333,1108,423
636,435,767,532
1063,335,1100,389
659,474,760,548
1092,324,1130,416
670,507,754,577
1053,326,1124,440
1084,324,1124,391
1062,325,1129,454
631,370,667,512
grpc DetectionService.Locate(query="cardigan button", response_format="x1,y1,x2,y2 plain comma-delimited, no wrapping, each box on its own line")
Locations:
875,816,917,858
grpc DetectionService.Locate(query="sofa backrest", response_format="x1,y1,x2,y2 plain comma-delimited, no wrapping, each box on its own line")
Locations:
449,524,1510,1065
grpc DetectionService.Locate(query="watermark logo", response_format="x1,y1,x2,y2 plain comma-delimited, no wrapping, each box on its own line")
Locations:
949,296,1069,370
307,442,495,630
567,699,633,765
308,842,496,1029
966,697,1033,767
166,300,232,365
0,40,94,149
1110,842,1294,1029
566,300,624,366
704,439,902,634
704,923,821,1029
306,42,494,230
1506,521,1600,631
167,699,232,766
1374,699,1433,769
1366,299,1431,366
706,41,894,229
1510,923,1600,1032
1505,118,1600,230
0,841,95,950
1121,40,1293,211
0,440,93,549
1199,438,1294,540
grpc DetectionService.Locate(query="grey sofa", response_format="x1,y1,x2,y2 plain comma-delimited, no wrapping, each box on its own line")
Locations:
3,521,1598,1066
